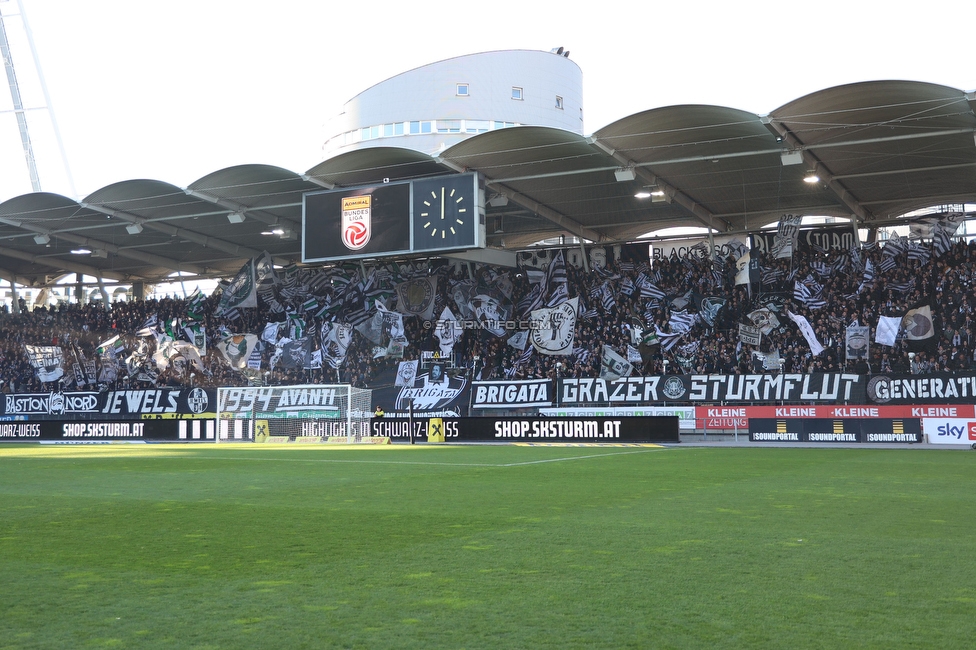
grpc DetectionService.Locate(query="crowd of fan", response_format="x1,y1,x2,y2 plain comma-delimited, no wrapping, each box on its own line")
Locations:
2,236,975,394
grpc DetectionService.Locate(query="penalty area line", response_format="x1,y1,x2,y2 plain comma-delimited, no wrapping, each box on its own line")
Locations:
500,447,666,467
169,455,505,468
132,448,666,468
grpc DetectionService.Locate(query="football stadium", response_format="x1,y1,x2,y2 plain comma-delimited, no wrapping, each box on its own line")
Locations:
1,26,976,648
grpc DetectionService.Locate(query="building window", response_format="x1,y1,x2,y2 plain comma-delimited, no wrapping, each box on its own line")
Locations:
555,95,563,110
512,86,523,100
466,120,489,134
437,120,461,134
394,122,404,136
383,123,394,137
409,121,420,135
457,83,469,96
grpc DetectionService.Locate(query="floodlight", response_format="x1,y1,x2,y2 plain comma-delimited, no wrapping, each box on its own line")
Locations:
781,150,804,166
614,168,636,182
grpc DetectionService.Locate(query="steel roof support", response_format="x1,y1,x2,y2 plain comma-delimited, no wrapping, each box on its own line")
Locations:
761,117,870,223
589,136,730,233
0,244,124,280
184,188,301,230
434,155,606,243
79,202,264,259
0,216,204,275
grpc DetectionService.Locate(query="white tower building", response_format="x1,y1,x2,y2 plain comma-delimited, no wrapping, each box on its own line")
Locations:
323,48,583,156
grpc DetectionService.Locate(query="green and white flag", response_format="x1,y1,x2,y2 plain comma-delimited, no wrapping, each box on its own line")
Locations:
153,341,206,374
216,334,259,370
183,322,207,356
219,260,257,313
186,289,207,321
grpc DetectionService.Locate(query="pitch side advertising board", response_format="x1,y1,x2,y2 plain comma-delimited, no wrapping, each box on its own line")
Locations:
697,405,976,430
0,419,215,443
921,418,976,445
368,416,679,443
749,418,922,443
540,406,696,430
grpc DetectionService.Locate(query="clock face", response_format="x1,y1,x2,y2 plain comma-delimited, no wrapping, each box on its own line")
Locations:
412,175,478,252
419,186,466,240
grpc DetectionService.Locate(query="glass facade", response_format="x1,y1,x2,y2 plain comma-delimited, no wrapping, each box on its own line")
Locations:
332,119,520,148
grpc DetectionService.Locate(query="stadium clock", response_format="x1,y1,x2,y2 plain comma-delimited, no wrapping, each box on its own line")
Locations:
412,175,478,252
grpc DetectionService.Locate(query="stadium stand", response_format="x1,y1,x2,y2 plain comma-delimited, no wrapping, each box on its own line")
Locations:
3,218,974,400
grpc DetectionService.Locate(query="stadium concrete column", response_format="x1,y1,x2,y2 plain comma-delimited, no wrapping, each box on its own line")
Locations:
97,276,110,310
7,278,20,314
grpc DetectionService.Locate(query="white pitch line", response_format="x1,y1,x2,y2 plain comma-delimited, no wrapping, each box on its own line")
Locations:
135,448,664,468
499,448,663,466
173,455,502,467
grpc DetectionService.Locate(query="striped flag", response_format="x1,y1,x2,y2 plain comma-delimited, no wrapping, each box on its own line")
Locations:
668,309,697,334
636,273,666,299
619,276,635,296
933,228,952,257
599,283,615,313
883,233,906,258
878,256,897,273
887,279,916,294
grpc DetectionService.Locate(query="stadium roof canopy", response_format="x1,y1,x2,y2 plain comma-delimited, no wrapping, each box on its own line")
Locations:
0,80,974,288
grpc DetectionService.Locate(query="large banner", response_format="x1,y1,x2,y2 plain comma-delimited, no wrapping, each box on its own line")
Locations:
650,235,742,261
217,386,346,419
752,225,859,254
1,389,216,419
866,373,976,405
559,374,865,405
371,367,471,418
472,380,553,409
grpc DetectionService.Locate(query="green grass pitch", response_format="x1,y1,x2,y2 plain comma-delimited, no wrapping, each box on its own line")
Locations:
1,443,975,649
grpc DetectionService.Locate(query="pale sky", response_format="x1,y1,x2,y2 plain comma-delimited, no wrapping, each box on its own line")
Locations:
1,0,973,204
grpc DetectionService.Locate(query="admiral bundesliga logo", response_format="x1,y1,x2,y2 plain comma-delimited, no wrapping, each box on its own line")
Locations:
341,195,371,250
